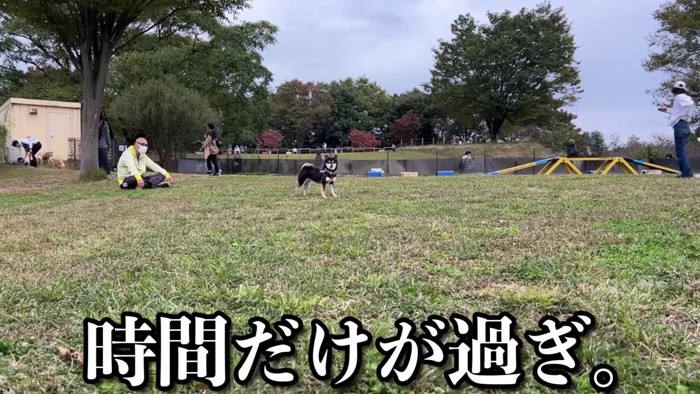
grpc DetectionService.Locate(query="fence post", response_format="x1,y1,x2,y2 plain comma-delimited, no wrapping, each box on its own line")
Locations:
435,149,438,176
533,148,536,174
277,151,280,175
483,148,486,174
386,149,389,176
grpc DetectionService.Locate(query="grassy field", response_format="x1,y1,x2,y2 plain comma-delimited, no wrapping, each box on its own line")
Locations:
0,165,699,393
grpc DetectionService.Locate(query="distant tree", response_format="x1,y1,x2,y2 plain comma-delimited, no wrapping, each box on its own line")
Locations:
0,67,81,103
348,129,381,148
385,89,441,142
583,131,607,156
109,77,218,164
428,3,582,142
644,0,700,117
268,80,333,147
317,77,391,147
390,110,422,143
538,121,585,152
108,20,277,146
607,134,622,154
257,129,284,149
0,0,249,175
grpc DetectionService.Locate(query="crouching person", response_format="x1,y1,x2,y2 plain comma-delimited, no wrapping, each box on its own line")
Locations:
117,136,174,189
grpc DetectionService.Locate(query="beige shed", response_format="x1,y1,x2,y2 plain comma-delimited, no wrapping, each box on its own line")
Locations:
1,98,82,162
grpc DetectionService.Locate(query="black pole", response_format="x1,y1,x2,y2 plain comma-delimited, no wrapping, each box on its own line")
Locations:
435,149,438,176
386,149,389,176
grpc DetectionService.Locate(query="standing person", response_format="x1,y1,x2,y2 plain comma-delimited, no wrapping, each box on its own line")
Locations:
314,150,324,167
12,136,42,167
202,123,220,176
658,81,696,178
460,151,474,173
566,139,581,158
97,108,113,175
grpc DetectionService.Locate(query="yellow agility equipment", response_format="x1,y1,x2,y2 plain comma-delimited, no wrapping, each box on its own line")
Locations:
486,157,680,176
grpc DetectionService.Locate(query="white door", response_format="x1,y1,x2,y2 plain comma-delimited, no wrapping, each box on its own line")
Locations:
47,112,72,160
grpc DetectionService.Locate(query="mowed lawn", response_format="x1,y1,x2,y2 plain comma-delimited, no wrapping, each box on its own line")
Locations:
0,165,699,393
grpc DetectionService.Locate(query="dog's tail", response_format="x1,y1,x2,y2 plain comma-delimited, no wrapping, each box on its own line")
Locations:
297,163,314,187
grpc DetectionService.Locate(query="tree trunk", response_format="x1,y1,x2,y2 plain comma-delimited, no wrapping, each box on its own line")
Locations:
78,33,112,175
490,118,505,142
80,94,101,174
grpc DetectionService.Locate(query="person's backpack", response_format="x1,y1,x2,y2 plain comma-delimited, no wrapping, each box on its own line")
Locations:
210,130,223,149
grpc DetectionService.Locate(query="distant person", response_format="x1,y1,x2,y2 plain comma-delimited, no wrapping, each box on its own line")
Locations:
234,145,241,155
314,150,324,167
658,81,696,178
460,151,474,173
202,123,221,176
116,136,174,189
566,139,581,158
97,108,114,175
12,136,42,167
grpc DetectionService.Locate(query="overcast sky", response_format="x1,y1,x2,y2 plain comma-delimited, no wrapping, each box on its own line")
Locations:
237,0,674,142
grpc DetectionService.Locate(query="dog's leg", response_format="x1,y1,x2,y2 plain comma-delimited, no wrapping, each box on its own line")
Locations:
302,179,312,197
330,183,338,198
321,182,327,199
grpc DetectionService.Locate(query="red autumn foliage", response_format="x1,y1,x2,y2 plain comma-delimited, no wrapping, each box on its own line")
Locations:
348,129,381,148
391,110,421,142
258,129,284,149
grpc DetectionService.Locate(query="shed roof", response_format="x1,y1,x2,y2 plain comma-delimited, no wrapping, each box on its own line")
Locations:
2,97,81,109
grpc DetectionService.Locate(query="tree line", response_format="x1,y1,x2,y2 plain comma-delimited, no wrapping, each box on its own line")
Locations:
0,1,696,173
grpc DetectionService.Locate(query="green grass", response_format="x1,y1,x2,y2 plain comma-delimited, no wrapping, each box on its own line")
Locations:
0,164,699,393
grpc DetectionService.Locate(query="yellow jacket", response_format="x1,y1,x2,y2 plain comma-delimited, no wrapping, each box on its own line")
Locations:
117,146,171,185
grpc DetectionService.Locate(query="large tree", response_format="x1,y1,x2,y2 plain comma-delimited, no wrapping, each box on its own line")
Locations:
108,20,277,145
385,89,450,143
0,0,249,175
644,0,700,117
268,80,333,147
109,76,218,163
0,67,82,104
427,2,582,142
315,77,391,147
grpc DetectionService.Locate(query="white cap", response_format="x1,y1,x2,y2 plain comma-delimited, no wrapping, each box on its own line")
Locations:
674,81,687,90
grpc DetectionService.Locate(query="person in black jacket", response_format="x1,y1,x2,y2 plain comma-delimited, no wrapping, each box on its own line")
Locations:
98,108,114,174
566,139,581,158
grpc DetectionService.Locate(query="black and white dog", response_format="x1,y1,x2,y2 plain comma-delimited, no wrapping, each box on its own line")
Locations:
295,155,339,198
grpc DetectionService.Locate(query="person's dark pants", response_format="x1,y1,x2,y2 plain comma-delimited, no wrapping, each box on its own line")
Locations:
27,142,42,167
674,120,693,178
98,148,110,174
206,154,220,174
120,174,167,190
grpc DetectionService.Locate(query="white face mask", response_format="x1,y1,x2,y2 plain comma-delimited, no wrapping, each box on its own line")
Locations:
137,146,148,155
